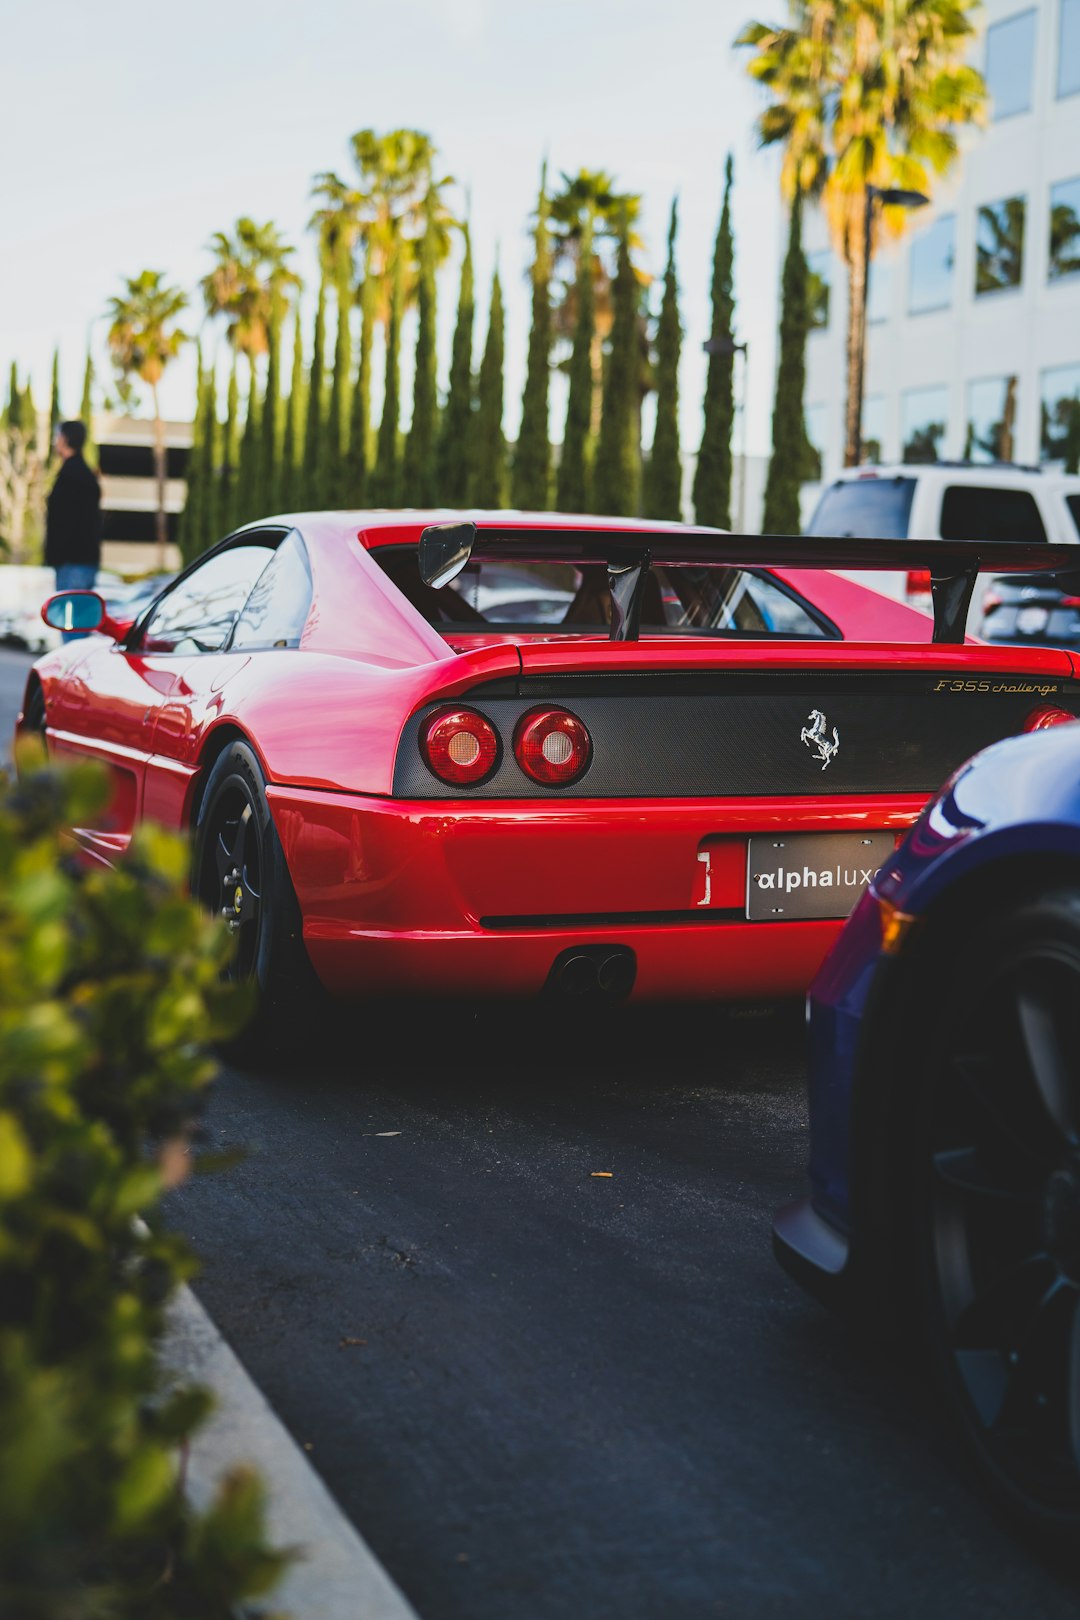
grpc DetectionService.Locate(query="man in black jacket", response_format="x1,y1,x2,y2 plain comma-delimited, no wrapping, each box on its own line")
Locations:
45,419,102,640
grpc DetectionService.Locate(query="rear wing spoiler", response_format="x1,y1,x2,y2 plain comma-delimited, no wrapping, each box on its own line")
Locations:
418,522,1080,645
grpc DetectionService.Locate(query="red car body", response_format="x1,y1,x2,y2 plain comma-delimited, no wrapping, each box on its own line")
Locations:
22,511,1080,1003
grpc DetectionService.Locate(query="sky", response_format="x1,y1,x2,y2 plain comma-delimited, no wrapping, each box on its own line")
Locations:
0,0,785,458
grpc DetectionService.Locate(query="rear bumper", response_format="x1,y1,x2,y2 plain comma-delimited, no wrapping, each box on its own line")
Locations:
266,785,924,999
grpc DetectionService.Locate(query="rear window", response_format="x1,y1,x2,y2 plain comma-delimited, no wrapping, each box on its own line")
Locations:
940,485,1048,543
806,477,916,539
374,551,837,639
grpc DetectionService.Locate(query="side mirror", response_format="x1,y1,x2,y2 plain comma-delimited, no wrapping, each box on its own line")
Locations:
42,591,106,634
419,521,477,589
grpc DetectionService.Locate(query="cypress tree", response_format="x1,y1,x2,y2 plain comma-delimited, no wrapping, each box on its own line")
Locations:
200,359,219,546
512,166,553,511
404,190,439,506
346,261,376,506
762,190,814,536
236,379,261,526
593,210,641,517
556,220,595,514
179,344,206,562
7,364,22,429
48,349,61,454
372,254,402,506
79,348,96,467
20,378,38,449
280,312,305,512
644,198,683,522
261,293,283,514
469,267,507,508
221,357,241,532
435,224,474,506
323,241,352,506
303,269,328,508
694,154,736,529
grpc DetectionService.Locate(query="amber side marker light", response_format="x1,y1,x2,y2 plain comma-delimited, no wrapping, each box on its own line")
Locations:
878,895,918,956
1025,706,1077,732
514,708,592,786
420,708,500,786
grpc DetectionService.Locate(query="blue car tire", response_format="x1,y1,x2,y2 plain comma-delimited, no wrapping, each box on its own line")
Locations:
916,883,1080,1545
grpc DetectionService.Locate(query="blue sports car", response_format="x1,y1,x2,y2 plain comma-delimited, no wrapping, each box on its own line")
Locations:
776,709,1080,1544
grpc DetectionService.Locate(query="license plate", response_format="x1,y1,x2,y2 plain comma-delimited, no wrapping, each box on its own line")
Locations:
746,831,895,922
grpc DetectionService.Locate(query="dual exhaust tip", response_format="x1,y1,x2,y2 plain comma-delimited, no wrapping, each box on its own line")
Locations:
547,945,636,1002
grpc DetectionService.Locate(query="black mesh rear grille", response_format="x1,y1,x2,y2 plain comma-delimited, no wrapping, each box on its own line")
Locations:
393,670,1079,799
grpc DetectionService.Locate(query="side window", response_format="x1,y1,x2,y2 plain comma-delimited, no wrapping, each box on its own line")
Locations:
740,574,832,637
230,530,313,650
139,541,275,653
939,485,1048,543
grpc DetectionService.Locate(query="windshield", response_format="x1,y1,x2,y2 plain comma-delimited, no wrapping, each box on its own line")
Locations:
807,477,916,539
374,549,837,639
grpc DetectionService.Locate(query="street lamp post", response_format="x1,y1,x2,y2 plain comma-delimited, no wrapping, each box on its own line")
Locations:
702,335,749,530
852,184,929,466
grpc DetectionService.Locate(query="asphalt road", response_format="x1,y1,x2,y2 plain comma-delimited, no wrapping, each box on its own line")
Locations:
2,647,1077,1619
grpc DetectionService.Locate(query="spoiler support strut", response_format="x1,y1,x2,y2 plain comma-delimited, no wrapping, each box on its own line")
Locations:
929,565,979,645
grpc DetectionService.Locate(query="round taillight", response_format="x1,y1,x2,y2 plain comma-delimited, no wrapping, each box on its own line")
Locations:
420,708,500,786
1025,705,1076,733
514,707,592,786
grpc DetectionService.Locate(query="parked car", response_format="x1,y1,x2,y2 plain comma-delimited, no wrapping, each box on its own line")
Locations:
978,567,1080,647
776,719,1080,1546
18,510,1080,1048
806,463,1080,627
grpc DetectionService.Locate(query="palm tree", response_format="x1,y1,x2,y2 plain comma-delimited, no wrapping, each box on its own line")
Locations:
739,0,986,465
202,218,300,376
549,170,649,436
105,270,189,566
311,130,457,501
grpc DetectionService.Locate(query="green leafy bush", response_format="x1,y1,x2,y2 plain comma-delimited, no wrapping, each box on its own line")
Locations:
0,754,287,1618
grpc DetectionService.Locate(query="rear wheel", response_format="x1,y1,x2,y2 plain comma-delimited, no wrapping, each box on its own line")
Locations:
917,886,1080,1545
192,741,321,1060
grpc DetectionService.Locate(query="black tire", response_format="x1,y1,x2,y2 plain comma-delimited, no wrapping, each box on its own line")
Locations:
915,884,1080,1548
18,681,48,753
192,740,322,1062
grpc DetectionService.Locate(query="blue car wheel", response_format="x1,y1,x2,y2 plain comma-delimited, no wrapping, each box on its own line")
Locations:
918,884,1080,1541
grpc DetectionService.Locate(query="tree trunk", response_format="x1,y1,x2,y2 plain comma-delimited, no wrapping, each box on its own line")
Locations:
843,209,869,468
152,383,167,569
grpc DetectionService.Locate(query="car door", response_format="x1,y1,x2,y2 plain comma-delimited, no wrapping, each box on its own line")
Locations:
59,536,279,849
142,528,312,826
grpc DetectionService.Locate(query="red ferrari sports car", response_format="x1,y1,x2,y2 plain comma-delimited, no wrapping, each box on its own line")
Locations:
21,511,1080,1033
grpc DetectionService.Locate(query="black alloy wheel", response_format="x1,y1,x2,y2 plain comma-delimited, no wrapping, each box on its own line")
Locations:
192,740,320,1057
920,886,1080,1542
203,785,263,982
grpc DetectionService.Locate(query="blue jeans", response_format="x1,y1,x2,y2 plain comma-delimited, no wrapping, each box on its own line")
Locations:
55,563,98,641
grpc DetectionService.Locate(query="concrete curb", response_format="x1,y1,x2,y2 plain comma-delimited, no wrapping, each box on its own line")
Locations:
164,1286,419,1620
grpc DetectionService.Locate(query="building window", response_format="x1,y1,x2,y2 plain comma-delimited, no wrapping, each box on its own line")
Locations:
867,257,893,324
975,197,1026,294
1060,0,1080,97
965,376,1019,463
806,252,831,330
902,385,948,463
1050,177,1080,280
862,397,886,464
1041,362,1080,470
804,404,826,480
908,216,955,313
985,10,1037,118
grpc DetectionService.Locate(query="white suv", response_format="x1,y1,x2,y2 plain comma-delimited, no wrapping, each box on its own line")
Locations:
805,464,1080,627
